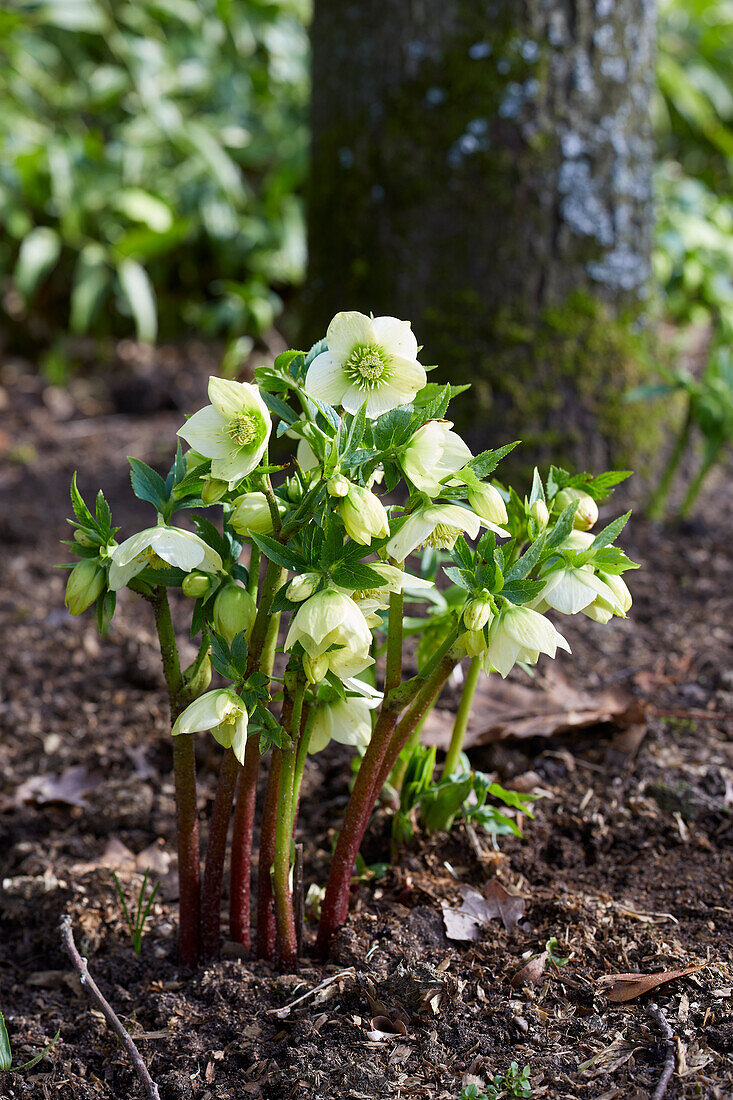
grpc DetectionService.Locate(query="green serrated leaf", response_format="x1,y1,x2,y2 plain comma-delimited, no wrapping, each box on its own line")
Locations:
250,532,307,573
591,511,631,549
470,441,520,479
128,457,169,512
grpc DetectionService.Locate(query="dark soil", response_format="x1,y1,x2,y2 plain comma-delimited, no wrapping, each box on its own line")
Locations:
1,349,731,1100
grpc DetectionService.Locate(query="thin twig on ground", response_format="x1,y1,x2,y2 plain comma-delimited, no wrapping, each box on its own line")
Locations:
59,915,161,1100
645,1002,676,1100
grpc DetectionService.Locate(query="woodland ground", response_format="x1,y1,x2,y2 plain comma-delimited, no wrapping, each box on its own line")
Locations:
0,345,731,1100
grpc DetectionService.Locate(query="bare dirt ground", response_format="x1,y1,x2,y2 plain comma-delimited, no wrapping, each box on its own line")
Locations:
0,349,731,1100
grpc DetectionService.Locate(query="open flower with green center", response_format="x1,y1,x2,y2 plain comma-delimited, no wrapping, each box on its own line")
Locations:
172,689,248,764
284,588,373,679
400,420,473,495
386,502,487,561
108,526,222,591
481,605,571,678
177,377,271,486
304,311,426,418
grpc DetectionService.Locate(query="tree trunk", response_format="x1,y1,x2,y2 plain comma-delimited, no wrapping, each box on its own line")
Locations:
306,0,657,469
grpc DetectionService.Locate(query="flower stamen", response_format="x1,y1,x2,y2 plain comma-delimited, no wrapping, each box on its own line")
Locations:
419,523,463,551
344,344,391,390
227,413,258,447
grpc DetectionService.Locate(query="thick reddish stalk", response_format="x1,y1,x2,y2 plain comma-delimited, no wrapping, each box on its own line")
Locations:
256,750,281,959
228,735,261,946
201,749,239,960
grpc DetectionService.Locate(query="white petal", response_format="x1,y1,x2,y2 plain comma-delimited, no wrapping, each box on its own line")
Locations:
542,571,597,616
305,350,349,405
371,316,419,360
108,554,146,591
111,529,155,567
208,377,250,419
326,311,374,359
503,607,558,655
229,713,249,764
438,430,473,475
177,405,230,459
485,628,521,678
151,528,221,572
386,514,434,560
211,437,268,485
341,383,371,415
386,354,427,399
308,708,334,754
343,677,383,705
296,437,318,471
328,646,374,680
329,698,372,747
172,690,233,736
426,504,482,540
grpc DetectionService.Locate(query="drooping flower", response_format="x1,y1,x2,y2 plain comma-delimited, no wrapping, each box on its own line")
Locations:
284,588,373,679
539,564,622,616
213,584,256,643
481,605,571,678
304,311,426,418
172,689,248,764
400,421,472,495
177,377,271,486
308,688,381,754
339,482,390,545
582,571,632,622
467,482,509,535
108,526,222,591
386,502,486,561
65,560,106,615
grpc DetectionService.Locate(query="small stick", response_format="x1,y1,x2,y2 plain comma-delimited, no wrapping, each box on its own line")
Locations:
59,915,161,1100
645,1002,676,1100
294,843,304,957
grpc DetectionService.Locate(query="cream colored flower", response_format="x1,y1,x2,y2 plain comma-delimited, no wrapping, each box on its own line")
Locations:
108,526,222,591
481,605,571,678
401,420,472,495
284,588,373,679
386,503,485,561
339,483,390,545
177,377,271,487
308,691,380,754
172,689,248,764
304,311,426,418
539,564,621,616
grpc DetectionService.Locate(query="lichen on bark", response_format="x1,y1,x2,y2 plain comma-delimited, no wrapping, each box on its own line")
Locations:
306,0,658,469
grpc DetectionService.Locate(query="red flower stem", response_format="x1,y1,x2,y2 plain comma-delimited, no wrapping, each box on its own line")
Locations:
201,748,240,960
315,654,457,958
152,587,200,968
228,734,261,948
256,750,281,960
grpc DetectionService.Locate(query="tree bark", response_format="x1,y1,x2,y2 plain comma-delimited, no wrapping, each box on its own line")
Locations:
306,0,657,469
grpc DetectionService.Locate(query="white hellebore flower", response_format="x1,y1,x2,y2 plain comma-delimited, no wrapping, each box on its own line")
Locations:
339,482,390,545
177,377,271,486
539,564,622,617
305,311,426,418
467,483,510,536
309,679,382,754
401,420,472,495
108,526,222,591
172,689,248,764
583,572,632,623
386,502,485,561
284,588,373,679
482,605,571,678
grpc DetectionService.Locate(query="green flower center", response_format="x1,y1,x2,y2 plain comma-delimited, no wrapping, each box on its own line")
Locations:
142,548,168,569
419,523,462,551
227,413,258,447
220,707,240,727
344,344,391,389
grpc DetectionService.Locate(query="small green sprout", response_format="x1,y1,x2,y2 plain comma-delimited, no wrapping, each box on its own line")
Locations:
459,1062,532,1100
546,936,570,967
0,1011,59,1073
112,868,160,955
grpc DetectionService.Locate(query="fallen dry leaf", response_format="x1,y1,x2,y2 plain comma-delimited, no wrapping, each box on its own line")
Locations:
421,667,643,746
482,880,525,931
598,964,704,1003
442,881,525,941
511,952,548,988
12,765,100,808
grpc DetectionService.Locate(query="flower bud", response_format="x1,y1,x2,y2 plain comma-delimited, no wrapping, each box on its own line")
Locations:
287,572,320,602
202,477,228,505
327,473,350,498
463,595,493,632
530,499,549,528
339,483,390,546
65,559,105,615
73,529,97,548
556,489,598,531
468,482,508,526
182,653,212,696
303,652,329,684
230,492,281,536
213,584,256,644
182,571,212,599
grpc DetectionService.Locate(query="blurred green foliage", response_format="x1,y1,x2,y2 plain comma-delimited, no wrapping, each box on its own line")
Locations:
0,0,308,345
655,0,733,332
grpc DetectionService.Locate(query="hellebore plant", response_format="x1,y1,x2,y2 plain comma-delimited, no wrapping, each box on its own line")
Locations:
63,310,638,971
